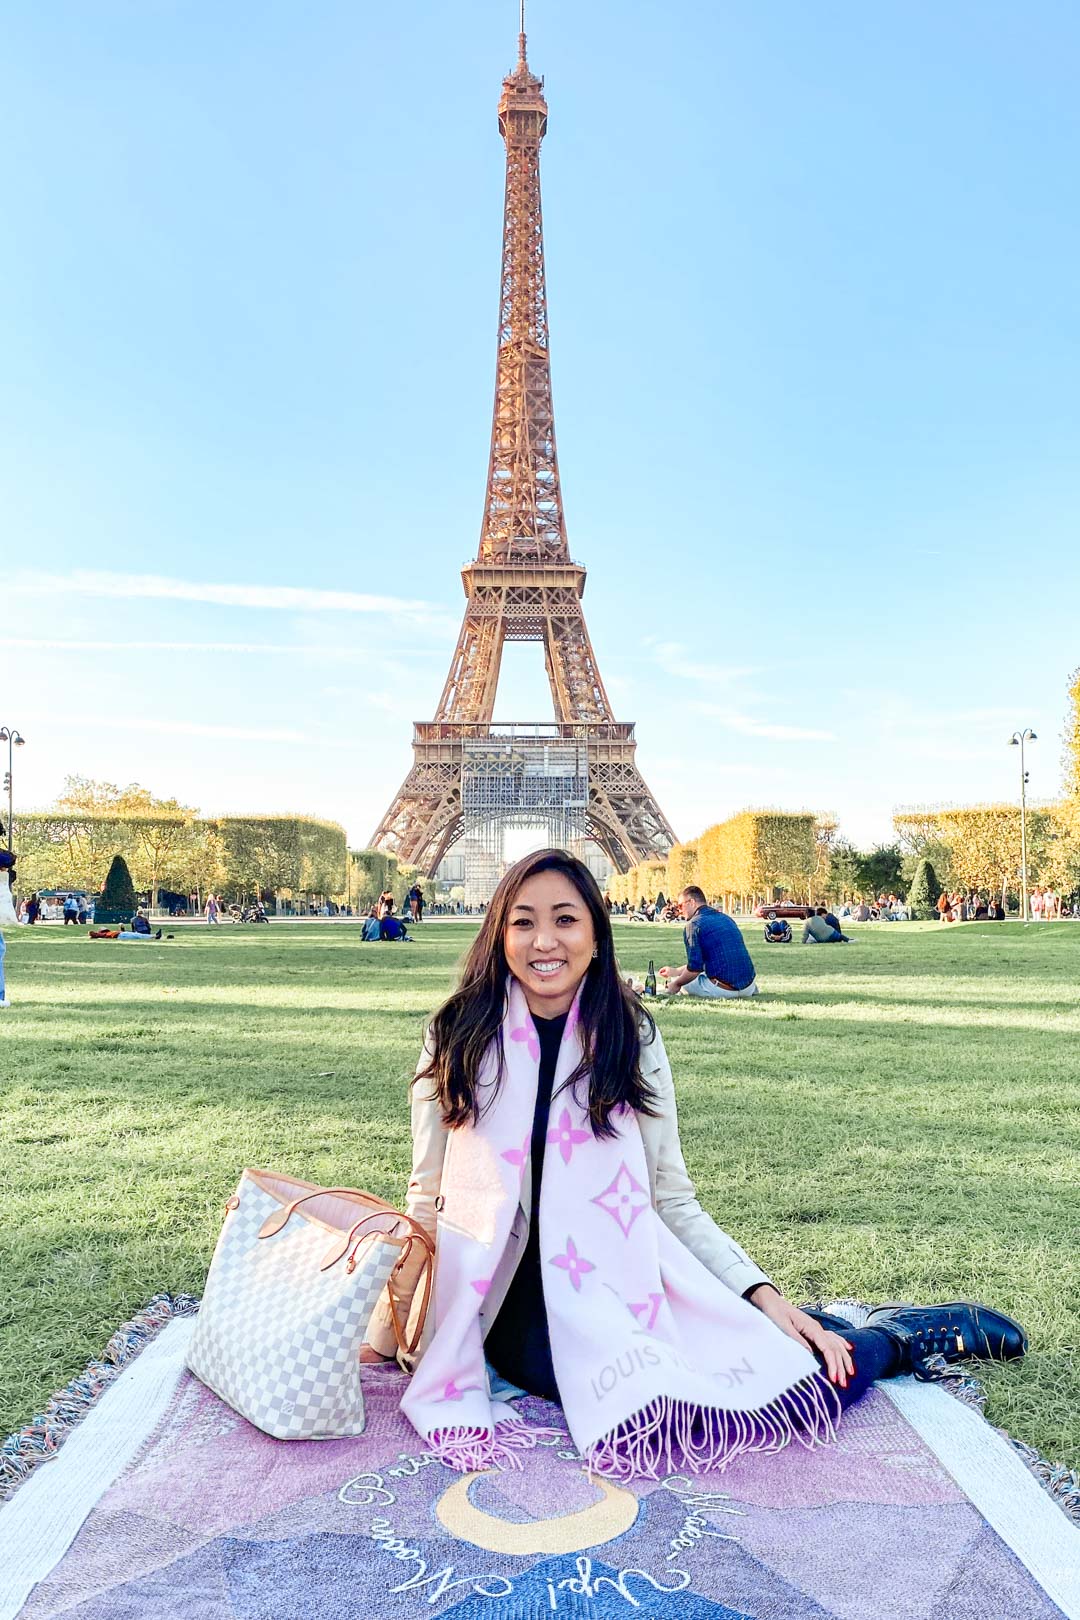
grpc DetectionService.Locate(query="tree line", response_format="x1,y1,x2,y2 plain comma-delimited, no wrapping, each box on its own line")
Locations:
14,778,347,904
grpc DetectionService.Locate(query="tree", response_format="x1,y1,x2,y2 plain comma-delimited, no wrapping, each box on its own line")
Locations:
697,811,815,904
812,816,839,898
825,838,861,902
1064,667,1080,801
665,842,699,898
350,848,399,907
97,853,137,921
908,857,941,919
854,843,904,898
892,809,945,858
936,806,1026,896
900,838,952,894
219,817,346,902
1060,669,1080,861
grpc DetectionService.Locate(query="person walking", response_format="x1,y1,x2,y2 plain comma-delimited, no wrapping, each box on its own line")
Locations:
63,893,80,926
204,893,220,926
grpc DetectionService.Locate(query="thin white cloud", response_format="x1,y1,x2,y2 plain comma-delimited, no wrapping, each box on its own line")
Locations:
61,715,321,744
9,570,446,623
0,637,378,657
647,639,755,685
365,691,424,719
691,702,836,742
646,752,764,778
644,638,832,743
866,695,1023,734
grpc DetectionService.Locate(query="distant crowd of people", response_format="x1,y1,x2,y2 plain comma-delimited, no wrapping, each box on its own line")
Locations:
839,895,909,922
606,893,681,922
936,891,1008,922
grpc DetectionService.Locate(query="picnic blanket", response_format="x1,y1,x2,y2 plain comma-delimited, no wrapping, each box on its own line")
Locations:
1,1303,1078,1620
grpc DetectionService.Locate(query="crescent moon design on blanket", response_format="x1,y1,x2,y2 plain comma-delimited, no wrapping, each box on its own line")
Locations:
435,1470,639,1553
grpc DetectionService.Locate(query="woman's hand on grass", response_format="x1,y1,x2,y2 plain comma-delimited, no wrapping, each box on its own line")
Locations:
748,1286,854,1387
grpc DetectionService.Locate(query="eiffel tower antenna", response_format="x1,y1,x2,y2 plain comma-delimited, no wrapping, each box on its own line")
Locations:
370,21,676,881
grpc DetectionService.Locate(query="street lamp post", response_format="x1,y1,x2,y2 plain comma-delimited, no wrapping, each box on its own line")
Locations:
1008,729,1037,923
0,727,26,852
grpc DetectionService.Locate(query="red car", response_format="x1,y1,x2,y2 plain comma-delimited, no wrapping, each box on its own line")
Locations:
753,901,814,920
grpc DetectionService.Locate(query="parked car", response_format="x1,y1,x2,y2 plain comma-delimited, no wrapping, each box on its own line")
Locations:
753,901,813,920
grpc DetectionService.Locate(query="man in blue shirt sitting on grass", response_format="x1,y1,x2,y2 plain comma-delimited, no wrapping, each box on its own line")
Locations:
660,885,760,1000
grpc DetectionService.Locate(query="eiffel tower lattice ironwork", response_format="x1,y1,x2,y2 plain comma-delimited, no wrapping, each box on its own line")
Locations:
370,19,676,875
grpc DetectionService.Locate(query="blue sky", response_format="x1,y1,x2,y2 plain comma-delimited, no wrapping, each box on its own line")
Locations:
3,0,1077,850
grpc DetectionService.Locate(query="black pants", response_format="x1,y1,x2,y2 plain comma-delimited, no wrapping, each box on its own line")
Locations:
802,1307,902,1410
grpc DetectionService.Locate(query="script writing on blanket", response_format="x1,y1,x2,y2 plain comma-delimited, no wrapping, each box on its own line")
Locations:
369,1524,692,1611
659,1478,746,1561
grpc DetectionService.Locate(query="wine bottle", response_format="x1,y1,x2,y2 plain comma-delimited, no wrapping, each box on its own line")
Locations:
644,959,657,997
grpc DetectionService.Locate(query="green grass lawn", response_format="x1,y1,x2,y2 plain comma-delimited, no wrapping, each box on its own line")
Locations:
1,917,1078,1468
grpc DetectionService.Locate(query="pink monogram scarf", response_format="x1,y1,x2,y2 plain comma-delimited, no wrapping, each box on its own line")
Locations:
400,979,840,1477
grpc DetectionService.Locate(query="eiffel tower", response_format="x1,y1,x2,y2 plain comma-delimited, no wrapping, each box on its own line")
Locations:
370,13,675,876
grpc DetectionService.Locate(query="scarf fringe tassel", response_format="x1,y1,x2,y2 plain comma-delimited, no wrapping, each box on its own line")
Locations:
425,1373,841,1481
425,1421,568,1473
583,1372,843,1482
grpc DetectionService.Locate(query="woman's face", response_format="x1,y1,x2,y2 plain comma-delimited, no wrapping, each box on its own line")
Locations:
503,869,597,1018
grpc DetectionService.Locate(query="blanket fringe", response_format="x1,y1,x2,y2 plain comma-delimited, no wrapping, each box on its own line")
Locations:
0,1293,199,1504
582,1372,843,1482
426,1421,568,1473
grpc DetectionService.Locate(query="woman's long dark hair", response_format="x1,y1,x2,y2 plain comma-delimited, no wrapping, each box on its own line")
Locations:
419,848,657,1138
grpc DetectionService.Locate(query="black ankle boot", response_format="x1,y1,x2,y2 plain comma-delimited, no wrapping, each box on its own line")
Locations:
864,1301,1028,1381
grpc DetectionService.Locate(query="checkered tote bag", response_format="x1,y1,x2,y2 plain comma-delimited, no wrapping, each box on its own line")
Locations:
186,1170,433,1440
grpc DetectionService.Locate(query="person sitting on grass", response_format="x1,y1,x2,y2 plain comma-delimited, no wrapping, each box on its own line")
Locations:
360,847,1028,1480
659,885,759,999
379,908,411,941
803,906,847,943
362,906,382,942
821,905,849,938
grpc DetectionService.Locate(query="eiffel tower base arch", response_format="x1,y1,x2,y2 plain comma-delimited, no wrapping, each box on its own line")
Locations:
371,723,674,880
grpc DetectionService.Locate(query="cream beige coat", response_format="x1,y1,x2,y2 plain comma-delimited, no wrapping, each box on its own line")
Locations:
366,1022,772,1363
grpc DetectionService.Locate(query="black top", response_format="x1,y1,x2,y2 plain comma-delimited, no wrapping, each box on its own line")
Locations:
483,1009,567,1402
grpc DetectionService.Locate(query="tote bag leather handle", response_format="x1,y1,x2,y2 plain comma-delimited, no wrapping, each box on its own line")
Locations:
256,1187,382,1241
256,1184,434,1359
319,1210,434,1359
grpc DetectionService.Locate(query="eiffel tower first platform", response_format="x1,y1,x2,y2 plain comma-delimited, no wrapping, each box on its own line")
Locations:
370,17,676,877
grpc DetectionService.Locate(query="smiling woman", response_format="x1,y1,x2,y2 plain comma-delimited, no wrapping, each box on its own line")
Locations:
361,848,1030,1482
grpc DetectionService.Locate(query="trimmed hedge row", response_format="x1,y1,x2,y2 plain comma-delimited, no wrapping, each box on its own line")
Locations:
14,812,347,902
